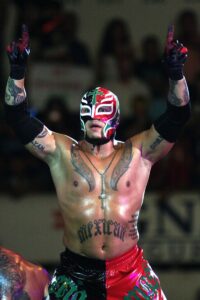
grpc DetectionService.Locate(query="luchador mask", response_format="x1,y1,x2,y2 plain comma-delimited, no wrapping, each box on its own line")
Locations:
80,87,120,140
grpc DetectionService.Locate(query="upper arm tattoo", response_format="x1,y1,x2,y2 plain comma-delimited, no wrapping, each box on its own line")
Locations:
5,77,26,105
110,140,133,191
31,126,48,152
37,126,49,138
149,135,164,151
168,78,190,106
71,144,95,191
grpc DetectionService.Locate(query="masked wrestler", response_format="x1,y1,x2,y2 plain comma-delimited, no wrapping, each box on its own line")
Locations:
4,24,190,299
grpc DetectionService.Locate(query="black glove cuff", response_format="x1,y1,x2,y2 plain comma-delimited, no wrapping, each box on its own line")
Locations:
168,67,183,81
10,65,26,80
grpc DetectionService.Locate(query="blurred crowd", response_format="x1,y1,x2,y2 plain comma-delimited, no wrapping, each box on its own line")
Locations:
1,0,200,197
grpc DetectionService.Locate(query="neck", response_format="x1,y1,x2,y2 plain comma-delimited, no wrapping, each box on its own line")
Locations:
79,139,117,157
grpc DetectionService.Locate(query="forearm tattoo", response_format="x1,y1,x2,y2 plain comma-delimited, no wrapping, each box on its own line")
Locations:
168,78,190,106
77,218,127,243
110,140,133,191
5,77,26,105
71,144,95,191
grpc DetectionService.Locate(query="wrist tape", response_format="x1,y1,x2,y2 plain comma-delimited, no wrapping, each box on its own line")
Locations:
10,65,26,80
154,101,191,142
4,101,44,144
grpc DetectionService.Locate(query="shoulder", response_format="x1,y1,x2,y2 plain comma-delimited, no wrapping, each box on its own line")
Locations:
116,137,143,159
21,259,50,285
52,132,78,154
53,132,77,145
129,131,145,150
35,132,78,165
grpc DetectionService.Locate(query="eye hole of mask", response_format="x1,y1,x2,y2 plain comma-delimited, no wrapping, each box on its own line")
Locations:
81,106,91,115
97,105,112,114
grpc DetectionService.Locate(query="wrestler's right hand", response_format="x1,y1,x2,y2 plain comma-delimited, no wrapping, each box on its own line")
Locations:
6,24,30,80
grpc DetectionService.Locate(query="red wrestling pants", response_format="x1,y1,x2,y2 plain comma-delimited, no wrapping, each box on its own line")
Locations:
48,245,167,300
106,245,166,300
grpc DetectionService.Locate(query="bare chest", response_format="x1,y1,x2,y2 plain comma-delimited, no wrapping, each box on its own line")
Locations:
52,141,151,212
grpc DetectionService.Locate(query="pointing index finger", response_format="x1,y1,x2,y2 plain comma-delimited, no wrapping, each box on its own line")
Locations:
167,24,174,45
21,24,29,48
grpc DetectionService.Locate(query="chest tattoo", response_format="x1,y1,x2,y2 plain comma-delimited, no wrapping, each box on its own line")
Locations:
70,145,95,191
110,140,133,190
128,213,139,240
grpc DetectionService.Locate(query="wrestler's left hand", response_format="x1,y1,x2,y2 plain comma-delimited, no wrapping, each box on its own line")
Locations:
163,25,188,80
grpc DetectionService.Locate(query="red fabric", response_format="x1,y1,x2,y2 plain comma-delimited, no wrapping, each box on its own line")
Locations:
106,245,166,300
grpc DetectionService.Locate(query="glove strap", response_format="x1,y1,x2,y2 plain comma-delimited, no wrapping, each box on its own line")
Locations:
10,65,26,80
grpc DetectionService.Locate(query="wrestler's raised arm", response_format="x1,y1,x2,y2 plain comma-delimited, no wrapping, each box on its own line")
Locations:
135,25,191,163
4,25,61,162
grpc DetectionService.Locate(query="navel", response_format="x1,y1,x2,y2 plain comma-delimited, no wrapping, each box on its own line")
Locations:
126,181,131,188
73,180,79,187
101,244,106,251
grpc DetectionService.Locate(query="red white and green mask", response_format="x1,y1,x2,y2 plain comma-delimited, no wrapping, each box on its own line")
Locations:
80,87,120,140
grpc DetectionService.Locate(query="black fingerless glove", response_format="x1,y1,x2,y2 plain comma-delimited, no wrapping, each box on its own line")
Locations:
164,40,188,80
6,24,30,80
163,25,188,81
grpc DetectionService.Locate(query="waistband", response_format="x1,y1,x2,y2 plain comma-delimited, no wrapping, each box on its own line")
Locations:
61,245,143,272
106,244,143,269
